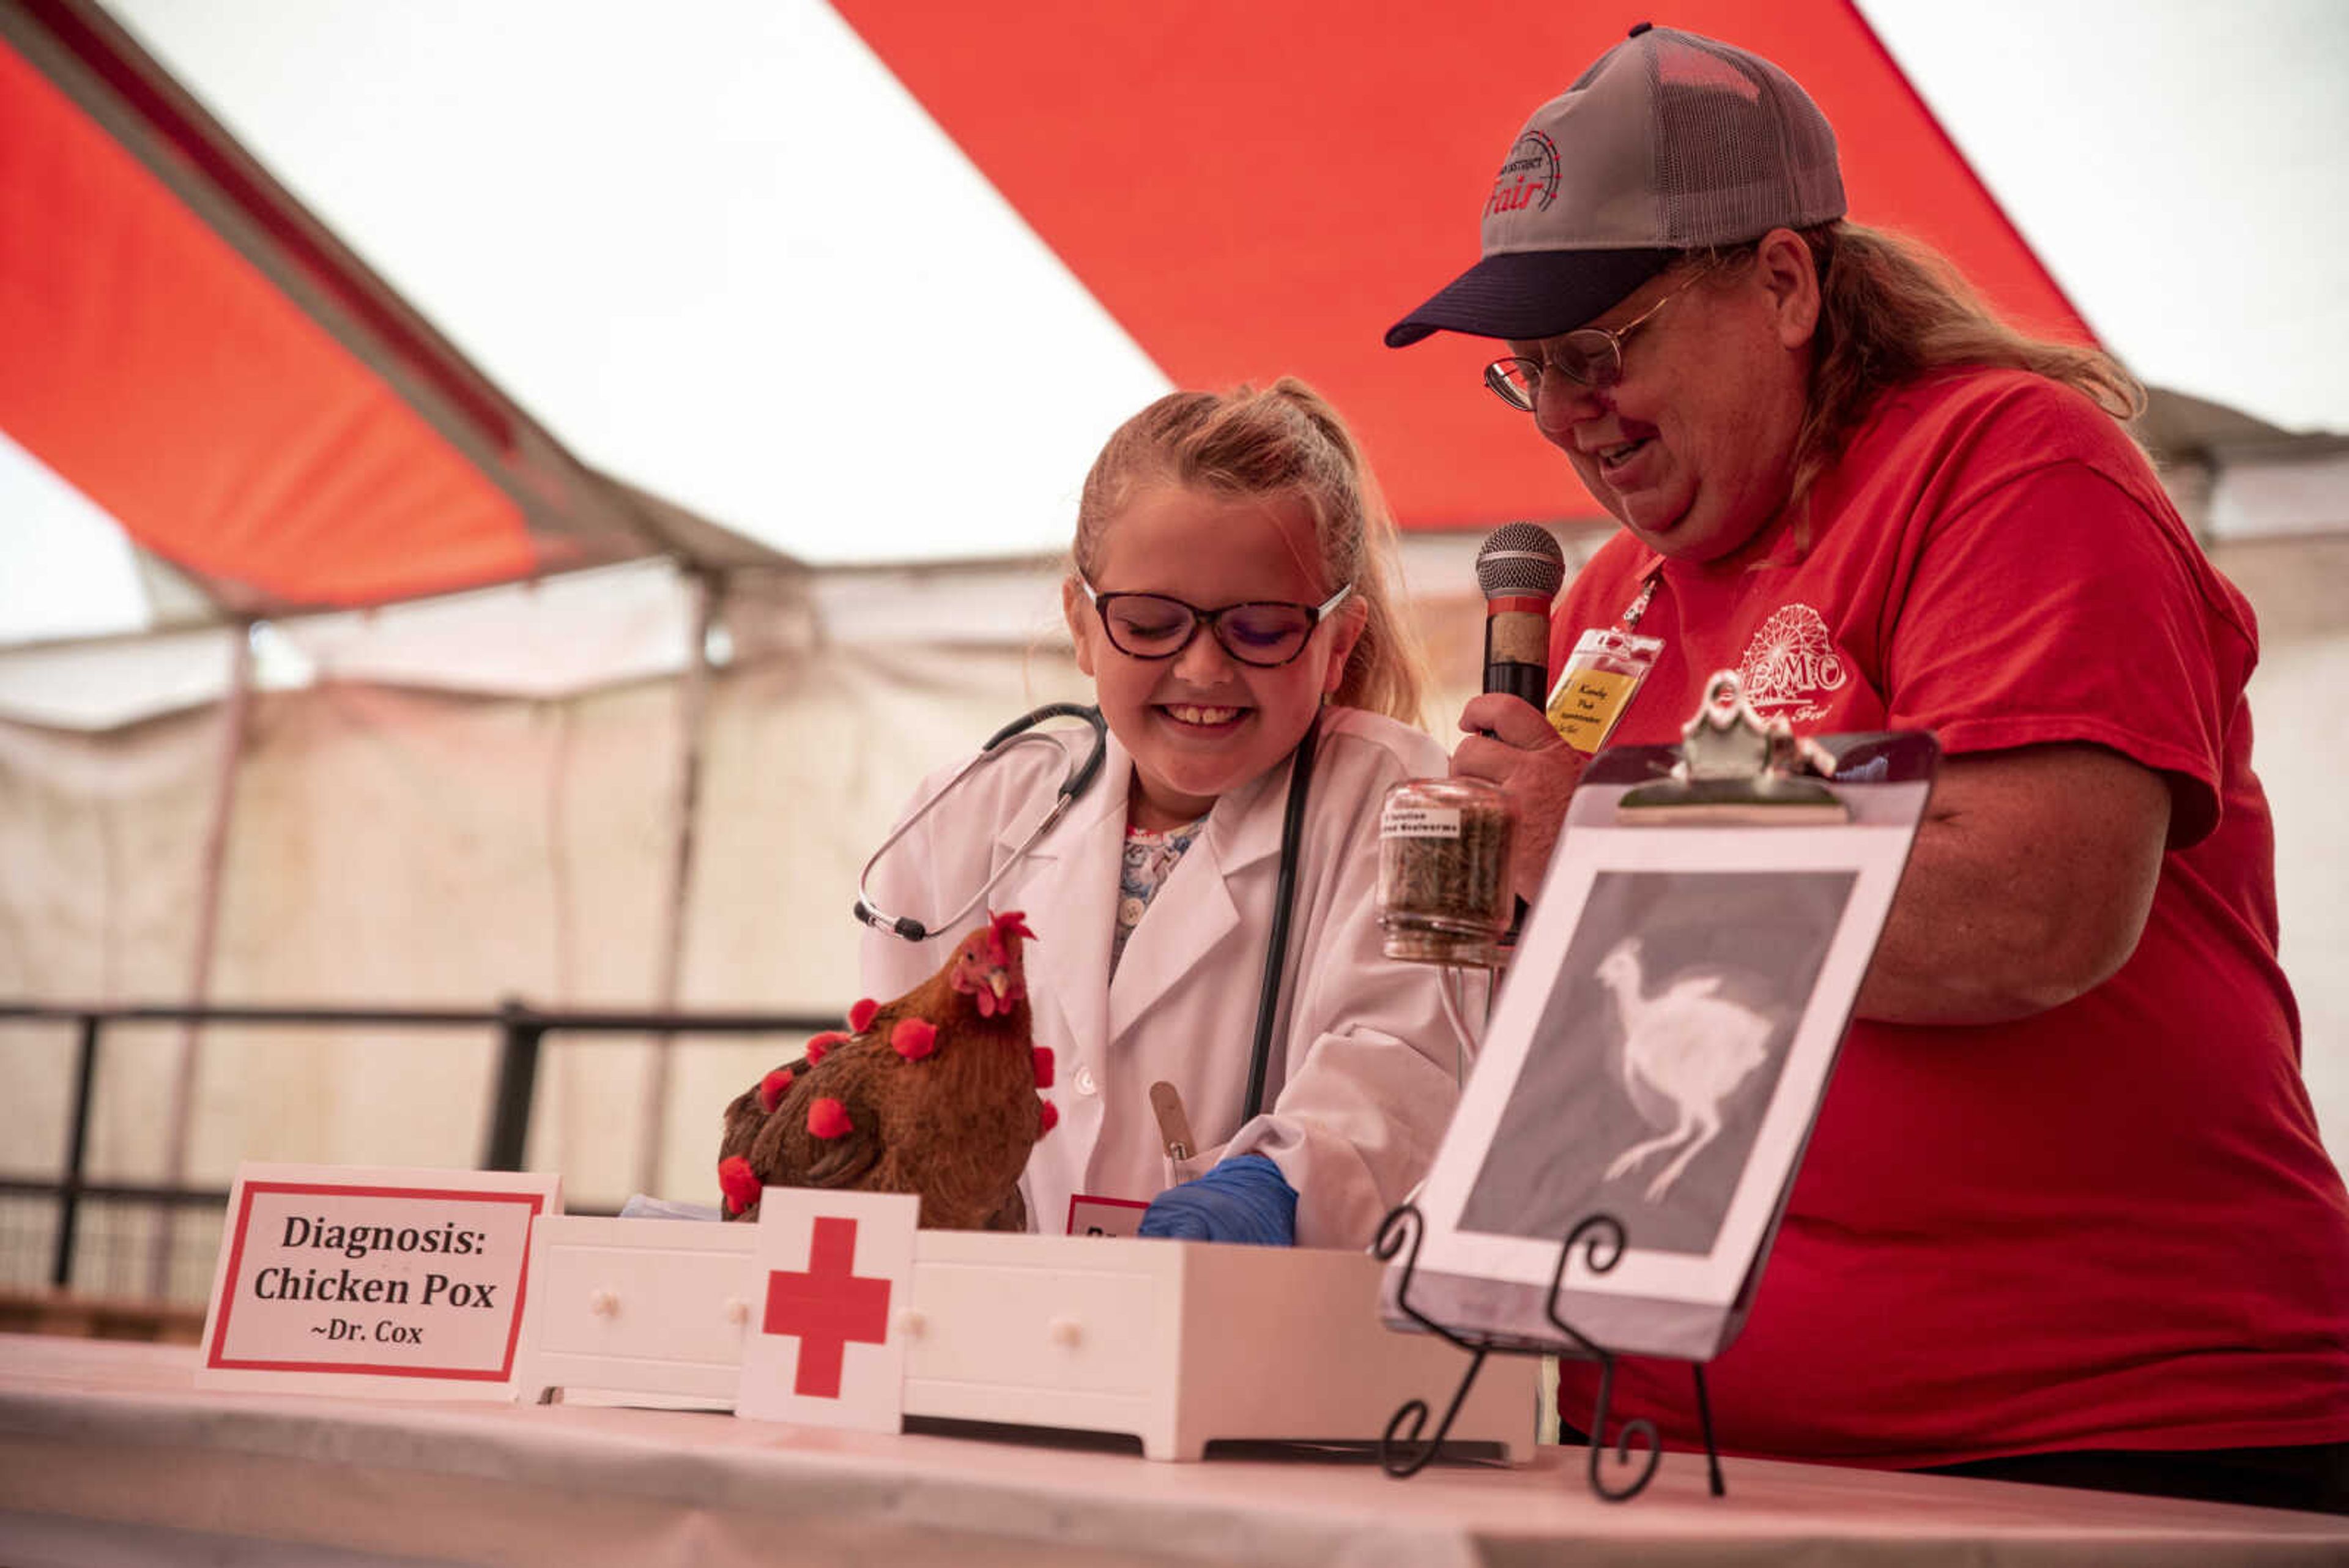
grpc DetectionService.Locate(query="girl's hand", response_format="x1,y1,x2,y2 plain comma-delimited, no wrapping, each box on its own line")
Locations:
1137,1153,1296,1246
1452,695,1589,905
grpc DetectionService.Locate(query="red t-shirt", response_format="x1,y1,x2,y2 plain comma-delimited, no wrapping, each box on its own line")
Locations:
1548,368,2349,1467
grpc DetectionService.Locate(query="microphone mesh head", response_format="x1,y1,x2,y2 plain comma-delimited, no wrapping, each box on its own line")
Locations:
1475,522,1567,600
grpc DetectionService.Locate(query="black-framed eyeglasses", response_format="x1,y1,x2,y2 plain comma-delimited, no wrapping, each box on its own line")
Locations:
1080,579,1354,667
1482,268,1709,411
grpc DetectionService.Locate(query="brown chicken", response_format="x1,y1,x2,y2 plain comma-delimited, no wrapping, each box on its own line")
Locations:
716,910,1053,1231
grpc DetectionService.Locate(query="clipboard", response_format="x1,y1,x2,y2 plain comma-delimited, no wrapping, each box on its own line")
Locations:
1374,671,1938,1499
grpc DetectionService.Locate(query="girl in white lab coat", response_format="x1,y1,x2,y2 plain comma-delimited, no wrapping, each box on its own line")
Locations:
860,381,1468,1248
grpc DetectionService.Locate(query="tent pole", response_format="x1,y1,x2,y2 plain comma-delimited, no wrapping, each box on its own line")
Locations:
149,623,254,1297
635,569,719,1198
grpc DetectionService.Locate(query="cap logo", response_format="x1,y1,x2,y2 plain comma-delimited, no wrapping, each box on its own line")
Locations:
1486,130,1560,218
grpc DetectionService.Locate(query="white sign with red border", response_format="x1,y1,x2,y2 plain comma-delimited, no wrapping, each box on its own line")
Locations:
1066,1193,1149,1237
735,1187,917,1433
196,1162,560,1399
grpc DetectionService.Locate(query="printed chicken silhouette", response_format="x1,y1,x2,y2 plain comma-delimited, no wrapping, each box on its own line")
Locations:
716,911,1054,1231
1594,937,1774,1203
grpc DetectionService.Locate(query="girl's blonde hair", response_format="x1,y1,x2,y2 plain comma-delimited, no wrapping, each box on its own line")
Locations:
1071,377,1430,727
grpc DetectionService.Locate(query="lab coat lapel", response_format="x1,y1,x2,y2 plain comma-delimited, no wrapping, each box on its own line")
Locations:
1105,749,1293,1046
994,741,1127,1065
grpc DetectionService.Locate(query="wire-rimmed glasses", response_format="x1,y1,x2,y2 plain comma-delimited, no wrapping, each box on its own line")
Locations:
1080,579,1354,667
1482,269,1709,411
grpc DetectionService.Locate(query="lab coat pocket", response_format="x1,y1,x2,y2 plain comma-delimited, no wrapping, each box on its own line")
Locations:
1160,1142,1223,1192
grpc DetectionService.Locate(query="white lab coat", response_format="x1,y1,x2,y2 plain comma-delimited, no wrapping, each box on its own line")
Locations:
859,706,1471,1249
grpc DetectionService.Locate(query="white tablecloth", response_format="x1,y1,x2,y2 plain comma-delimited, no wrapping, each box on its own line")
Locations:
2,1334,2343,1567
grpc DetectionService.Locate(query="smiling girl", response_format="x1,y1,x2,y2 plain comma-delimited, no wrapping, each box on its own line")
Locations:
858,380,1465,1247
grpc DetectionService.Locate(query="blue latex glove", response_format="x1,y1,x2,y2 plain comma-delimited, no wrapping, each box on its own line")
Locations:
1137,1153,1297,1246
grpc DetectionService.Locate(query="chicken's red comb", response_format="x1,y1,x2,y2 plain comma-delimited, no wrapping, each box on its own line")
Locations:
985,910,1037,967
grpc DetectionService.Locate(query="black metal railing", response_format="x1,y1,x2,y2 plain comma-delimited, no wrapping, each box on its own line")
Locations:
0,1000,835,1296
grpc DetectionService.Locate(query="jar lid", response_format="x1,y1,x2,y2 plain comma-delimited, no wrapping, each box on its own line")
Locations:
1384,776,1508,809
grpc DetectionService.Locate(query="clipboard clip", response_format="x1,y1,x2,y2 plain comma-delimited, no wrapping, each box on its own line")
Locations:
1617,670,1849,823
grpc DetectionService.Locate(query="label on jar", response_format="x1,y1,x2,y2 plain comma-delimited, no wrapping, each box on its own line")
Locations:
1381,803,1463,839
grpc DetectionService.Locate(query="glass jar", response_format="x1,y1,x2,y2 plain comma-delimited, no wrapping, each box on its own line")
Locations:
1377,776,1513,967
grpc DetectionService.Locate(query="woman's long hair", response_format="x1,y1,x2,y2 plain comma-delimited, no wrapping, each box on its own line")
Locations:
1699,221,2146,508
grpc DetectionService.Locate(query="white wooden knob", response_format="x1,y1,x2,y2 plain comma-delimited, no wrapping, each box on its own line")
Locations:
588,1288,619,1317
895,1309,927,1338
723,1296,751,1325
1047,1316,1082,1348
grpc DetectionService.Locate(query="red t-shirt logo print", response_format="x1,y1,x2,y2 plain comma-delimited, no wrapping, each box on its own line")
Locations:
760,1216,892,1398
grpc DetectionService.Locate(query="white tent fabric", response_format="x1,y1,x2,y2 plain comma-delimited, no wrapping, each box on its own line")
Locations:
1862,0,2349,437
0,431,150,645
0,642,1082,1256
4,553,2347,1248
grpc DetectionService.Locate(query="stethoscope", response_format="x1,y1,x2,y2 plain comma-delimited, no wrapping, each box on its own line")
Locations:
853,701,1318,1124
854,703,1108,944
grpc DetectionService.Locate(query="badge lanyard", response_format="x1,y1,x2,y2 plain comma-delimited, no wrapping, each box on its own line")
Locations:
1543,563,1666,754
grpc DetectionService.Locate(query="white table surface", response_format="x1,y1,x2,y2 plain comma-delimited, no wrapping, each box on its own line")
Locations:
2,1334,2344,1567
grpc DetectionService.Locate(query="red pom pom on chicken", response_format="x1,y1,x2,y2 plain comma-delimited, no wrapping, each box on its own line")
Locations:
718,1155,761,1217
716,910,1045,1229
807,1097,852,1140
891,1018,938,1060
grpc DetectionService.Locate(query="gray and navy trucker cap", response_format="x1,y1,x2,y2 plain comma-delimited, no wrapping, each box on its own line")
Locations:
1385,22,1847,347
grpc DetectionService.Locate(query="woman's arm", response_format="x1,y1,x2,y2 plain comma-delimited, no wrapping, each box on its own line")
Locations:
1854,741,2170,1025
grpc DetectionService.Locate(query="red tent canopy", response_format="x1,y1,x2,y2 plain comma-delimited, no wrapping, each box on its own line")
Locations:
0,0,657,617
0,0,2095,617
833,0,2096,531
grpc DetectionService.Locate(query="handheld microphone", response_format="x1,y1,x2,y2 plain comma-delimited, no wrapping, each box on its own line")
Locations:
1474,522,1567,708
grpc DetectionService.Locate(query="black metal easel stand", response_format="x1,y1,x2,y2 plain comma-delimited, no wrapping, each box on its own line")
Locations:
1373,1203,1725,1503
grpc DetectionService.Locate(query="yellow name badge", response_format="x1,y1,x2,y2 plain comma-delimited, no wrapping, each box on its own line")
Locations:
1546,628,1665,753
1548,668,1637,752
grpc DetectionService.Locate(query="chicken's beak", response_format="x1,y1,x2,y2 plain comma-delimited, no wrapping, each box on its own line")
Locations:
987,970,1010,1002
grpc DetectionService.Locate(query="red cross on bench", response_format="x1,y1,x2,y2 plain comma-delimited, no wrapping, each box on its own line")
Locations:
761,1215,893,1398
